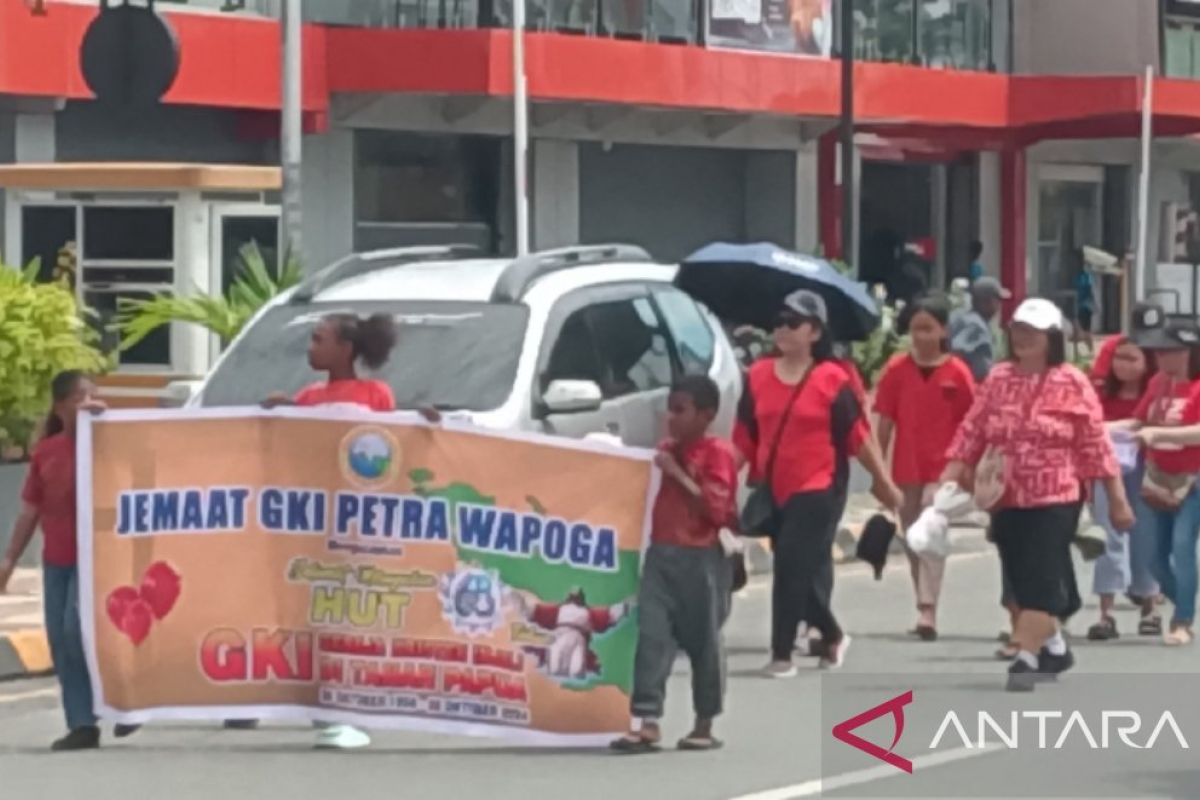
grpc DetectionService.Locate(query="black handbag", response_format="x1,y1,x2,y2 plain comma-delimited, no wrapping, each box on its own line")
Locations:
739,367,813,539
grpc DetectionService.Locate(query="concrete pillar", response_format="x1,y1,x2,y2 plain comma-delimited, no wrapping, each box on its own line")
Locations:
174,191,212,376
1000,149,1028,316
794,144,819,254
978,151,1002,278
301,128,354,271
532,139,579,251
14,113,54,163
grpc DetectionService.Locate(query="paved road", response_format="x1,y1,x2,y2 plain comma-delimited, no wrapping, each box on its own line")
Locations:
3,535,1197,800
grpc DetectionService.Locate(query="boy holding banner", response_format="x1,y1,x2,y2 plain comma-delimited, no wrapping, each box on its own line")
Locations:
611,375,738,754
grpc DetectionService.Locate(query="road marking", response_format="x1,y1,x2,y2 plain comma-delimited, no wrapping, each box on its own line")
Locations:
728,744,1004,800
0,687,56,705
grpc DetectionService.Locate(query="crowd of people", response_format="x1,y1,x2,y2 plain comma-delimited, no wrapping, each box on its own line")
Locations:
7,277,1200,754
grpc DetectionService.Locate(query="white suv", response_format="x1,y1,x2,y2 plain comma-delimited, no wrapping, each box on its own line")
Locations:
185,245,741,446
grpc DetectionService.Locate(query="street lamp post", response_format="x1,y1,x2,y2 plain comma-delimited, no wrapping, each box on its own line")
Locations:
281,0,303,263
513,0,530,256
839,0,854,267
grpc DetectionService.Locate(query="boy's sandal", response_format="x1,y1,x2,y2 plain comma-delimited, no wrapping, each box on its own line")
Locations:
610,733,661,754
1138,615,1163,637
1164,627,1194,647
912,625,938,642
677,735,724,751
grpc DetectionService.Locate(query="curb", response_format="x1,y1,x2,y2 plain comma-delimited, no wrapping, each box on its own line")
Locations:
0,628,52,681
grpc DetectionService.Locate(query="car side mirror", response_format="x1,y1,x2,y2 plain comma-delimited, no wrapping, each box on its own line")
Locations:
542,379,603,415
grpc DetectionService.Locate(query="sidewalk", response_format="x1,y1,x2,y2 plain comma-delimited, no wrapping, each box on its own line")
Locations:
0,568,51,681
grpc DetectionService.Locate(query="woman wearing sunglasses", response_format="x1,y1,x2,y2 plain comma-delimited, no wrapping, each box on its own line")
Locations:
734,290,901,678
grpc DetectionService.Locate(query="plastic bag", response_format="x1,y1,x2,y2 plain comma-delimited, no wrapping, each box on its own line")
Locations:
906,505,950,559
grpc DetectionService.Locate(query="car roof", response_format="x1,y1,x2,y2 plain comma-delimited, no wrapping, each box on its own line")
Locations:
309,257,680,304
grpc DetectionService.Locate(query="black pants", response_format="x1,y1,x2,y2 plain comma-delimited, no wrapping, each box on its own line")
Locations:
772,490,842,660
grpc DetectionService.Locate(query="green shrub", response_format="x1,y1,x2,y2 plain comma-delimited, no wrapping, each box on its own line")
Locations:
0,262,109,458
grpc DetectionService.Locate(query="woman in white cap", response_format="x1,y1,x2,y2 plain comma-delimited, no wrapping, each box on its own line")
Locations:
734,289,901,677
943,298,1131,691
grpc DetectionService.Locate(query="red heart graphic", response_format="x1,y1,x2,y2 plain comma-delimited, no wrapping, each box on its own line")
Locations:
139,561,181,620
106,586,139,631
120,599,154,646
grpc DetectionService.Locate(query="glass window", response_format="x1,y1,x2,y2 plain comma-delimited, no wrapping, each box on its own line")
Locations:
201,301,529,411
544,311,606,388
585,297,673,398
83,206,174,261
654,289,715,375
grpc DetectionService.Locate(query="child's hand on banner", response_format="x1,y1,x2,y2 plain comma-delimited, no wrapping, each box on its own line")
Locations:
80,399,107,416
0,556,13,594
261,392,291,409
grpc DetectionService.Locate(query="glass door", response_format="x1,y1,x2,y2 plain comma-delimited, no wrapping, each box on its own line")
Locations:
210,204,282,295
1036,168,1103,318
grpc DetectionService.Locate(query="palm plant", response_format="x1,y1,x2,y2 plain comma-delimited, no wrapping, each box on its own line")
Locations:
118,242,301,351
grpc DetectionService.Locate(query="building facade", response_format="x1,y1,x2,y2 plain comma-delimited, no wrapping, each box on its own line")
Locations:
3,0,1200,397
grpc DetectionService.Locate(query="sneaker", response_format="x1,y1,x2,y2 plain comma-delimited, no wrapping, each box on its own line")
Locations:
113,724,141,739
1038,647,1076,677
314,724,372,749
820,635,852,670
51,726,100,752
1005,660,1041,693
763,660,798,679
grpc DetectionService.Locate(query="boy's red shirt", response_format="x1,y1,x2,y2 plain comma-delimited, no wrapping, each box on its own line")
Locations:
650,436,738,548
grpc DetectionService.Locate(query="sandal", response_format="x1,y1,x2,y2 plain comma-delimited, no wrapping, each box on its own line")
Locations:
1138,615,1163,637
610,733,661,754
1087,617,1119,641
914,625,938,642
995,642,1019,661
1164,626,1194,647
678,735,724,751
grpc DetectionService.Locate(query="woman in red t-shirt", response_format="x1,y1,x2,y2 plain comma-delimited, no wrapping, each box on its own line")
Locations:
0,372,133,750
734,290,901,678
875,293,975,642
1085,336,1158,642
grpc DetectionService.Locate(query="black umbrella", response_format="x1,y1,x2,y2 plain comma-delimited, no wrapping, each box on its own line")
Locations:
676,242,881,341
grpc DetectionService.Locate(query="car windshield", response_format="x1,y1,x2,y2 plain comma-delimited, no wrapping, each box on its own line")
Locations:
199,301,529,412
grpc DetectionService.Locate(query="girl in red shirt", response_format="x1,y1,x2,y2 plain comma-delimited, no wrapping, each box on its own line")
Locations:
261,312,433,748
0,372,133,750
1118,322,1200,646
1086,336,1158,642
875,293,975,642
735,290,901,677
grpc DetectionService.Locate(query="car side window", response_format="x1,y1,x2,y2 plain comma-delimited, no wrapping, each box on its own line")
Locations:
585,297,673,399
654,289,715,375
543,310,605,391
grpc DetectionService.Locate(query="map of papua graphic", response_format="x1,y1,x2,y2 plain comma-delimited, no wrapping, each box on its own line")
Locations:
408,468,640,693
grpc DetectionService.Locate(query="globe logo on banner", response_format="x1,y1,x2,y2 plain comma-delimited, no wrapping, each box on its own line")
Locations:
340,428,400,488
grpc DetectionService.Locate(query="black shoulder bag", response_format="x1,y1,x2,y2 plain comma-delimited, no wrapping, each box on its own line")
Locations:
739,367,813,539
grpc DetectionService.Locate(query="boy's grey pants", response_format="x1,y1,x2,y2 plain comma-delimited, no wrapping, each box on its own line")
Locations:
631,543,729,721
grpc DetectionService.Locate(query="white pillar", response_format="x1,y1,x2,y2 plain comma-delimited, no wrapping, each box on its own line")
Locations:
795,144,819,254
531,139,579,251
280,0,303,261
174,191,211,376
978,151,1002,277
301,129,355,270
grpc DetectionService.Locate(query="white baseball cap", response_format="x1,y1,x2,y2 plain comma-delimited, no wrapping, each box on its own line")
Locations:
1011,298,1064,332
